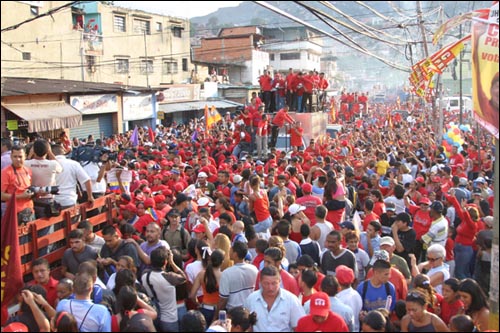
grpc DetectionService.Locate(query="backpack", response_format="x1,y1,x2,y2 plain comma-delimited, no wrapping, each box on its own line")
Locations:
145,270,162,331
361,280,392,310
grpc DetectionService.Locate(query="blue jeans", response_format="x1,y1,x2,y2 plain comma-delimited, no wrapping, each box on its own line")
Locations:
177,303,187,331
160,320,179,332
454,243,473,279
253,215,273,233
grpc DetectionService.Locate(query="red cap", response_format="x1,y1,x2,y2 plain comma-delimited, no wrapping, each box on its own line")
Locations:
154,194,166,203
142,187,152,193
144,198,155,208
174,183,184,192
431,176,441,183
335,265,355,285
120,203,136,213
2,323,28,332
309,292,331,317
418,197,432,205
193,224,206,233
301,183,313,193
415,176,425,183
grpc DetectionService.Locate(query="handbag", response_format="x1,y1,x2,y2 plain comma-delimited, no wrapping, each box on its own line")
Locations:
33,198,62,218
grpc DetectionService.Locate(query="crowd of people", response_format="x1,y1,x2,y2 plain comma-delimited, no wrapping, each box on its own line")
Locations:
0,88,497,332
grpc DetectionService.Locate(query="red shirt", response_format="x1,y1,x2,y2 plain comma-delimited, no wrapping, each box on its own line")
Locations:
290,126,304,147
31,276,59,308
295,310,349,332
408,205,432,240
272,109,295,127
440,298,464,325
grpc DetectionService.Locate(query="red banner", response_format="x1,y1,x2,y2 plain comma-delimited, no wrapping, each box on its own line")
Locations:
1,194,23,325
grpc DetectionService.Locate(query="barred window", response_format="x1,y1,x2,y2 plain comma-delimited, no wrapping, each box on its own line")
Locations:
114,15,126,32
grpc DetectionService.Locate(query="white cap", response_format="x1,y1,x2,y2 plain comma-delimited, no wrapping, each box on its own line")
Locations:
197,197,214,207
198,171,208,178
380,236,395,247
288,203,306,215
233,175,243,183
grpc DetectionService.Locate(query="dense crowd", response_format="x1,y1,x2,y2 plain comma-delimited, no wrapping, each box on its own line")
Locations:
0,92,497,332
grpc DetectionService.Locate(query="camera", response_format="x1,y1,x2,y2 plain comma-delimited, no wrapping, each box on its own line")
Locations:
28,186,59,195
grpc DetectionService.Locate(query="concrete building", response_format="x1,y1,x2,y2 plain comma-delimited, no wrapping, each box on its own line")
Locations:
1,1,192,87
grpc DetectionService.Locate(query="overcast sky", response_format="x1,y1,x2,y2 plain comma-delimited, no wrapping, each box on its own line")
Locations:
113,1,243,19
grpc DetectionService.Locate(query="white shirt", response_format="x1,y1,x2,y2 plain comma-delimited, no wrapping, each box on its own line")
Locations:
337,287,363,332
82,162,107,193
54,155,91,207
219,262,258,310
314,221,334,251
185,259,203,297
25,158,62,187
244,288,305,332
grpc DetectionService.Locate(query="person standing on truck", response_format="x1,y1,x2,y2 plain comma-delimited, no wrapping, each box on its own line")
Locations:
290,121,305,150
270,105,295,149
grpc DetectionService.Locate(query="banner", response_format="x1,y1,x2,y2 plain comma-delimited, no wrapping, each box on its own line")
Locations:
1,194,23,326
472,2,499,139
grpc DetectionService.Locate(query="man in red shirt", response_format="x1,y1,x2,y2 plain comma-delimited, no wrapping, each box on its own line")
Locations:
290,121,304,149
295,292,349,332
296,183,322,225
30,258,58,308
270,105,295,149
258,71,273,112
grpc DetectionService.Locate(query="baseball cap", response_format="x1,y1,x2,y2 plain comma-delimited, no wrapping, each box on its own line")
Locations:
301,183,313,193
175,193,192,205
472,187,482,195
339,221,355,230
144,198,155,208
309,292,331,317
233,175,243,184
167,208,181,217
335,265,355,285
459,177,468,186
418,197,432,206
288,203,306,215
198,171,208,178
193,224,206,233
197,197,215,207
483,216,493,228
385,202,396,212
154,194,166,204
256,160,265,166
430,200,444,212
475,177,485,184
369,249,390,266
380,236,395,247
440,165,451,174
120,203,136,213
415,176,425,184
120,193,132,203
2,323,28,332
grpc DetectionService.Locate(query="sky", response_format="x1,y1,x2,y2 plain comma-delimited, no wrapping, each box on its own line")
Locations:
113,1,243,19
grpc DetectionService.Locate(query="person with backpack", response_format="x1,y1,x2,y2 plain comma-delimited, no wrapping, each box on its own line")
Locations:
356,259,396,323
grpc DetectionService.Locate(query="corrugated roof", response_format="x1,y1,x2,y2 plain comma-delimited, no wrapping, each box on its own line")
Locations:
1,77,158,97
158,100,243,114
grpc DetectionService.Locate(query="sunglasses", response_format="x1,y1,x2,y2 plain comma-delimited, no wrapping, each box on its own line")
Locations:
427,256,441,262
406,291,425,301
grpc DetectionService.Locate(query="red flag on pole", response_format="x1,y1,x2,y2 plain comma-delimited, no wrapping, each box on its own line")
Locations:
1,193,23,325
148,127,155,143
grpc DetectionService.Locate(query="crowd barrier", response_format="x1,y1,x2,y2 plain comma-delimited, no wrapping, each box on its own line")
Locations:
18,194,117,282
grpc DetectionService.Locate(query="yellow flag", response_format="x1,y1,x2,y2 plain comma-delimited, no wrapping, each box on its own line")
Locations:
206,105,222,132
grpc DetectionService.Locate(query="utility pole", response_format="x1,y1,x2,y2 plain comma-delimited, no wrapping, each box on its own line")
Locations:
80,30,85,81
491,138,499,330
416,1,429,58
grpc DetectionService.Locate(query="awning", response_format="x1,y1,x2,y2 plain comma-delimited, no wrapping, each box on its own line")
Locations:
158,100,243,114
2,101,83,133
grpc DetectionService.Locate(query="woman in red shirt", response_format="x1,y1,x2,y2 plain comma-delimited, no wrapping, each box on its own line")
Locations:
440,278,464,325
248,175,272,234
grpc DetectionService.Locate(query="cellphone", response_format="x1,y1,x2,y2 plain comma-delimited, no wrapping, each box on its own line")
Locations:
219,310,226,323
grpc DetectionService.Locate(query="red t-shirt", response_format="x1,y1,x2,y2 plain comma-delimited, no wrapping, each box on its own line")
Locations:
408,205,432,240
440,298,464,325
32,276,59,308
295,310,349,332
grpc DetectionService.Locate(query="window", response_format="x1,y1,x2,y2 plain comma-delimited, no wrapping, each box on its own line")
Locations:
156,22,162,32
134,19,151,35
280,53,300,60
114,15,126,32
163,59,178,74
182,58,188,72
270,54,275,61
140,59,154,74
172,26,182,38
115,58,129,74
22,52,31,61
86,55,97,72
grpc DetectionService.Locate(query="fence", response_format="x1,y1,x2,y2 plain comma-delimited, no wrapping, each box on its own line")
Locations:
18,194,117,282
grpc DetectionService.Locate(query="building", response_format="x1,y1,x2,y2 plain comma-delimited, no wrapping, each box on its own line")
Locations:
192,26,268,85
1,1,192,87
261,24,323,73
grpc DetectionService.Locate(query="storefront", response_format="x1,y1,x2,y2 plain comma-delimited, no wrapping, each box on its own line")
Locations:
1,101,82,140
69,94,118,140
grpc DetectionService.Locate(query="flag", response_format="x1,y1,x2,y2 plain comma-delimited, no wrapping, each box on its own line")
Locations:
387,111,393,128
1,193,23,325
148,127,155,143
205,105,221,132
130,125,139,147
330,97,336,123
428,35,470,74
